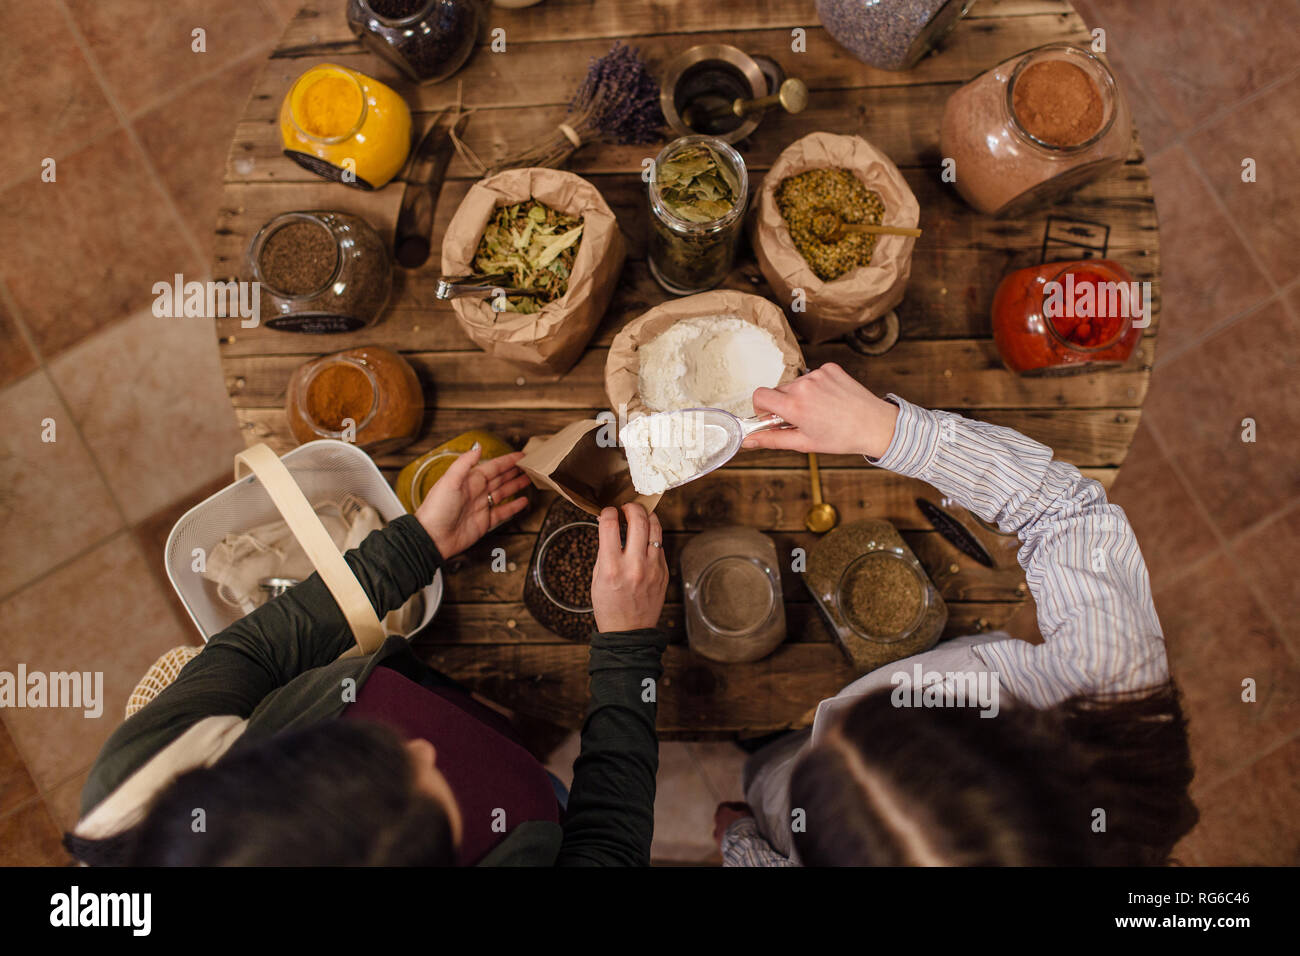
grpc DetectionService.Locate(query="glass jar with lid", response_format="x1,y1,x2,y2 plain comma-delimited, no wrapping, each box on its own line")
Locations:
523,499,602,641
681,527,786,663
285,346,424,455
248,211,393,333
939,43,1132,217
345,0,481,86
804,519,946,673
992,258,1145,375
647,135,749,295
816,0,973,71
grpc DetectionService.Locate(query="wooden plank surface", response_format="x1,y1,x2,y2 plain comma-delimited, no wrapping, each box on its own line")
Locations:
215,0,1159,733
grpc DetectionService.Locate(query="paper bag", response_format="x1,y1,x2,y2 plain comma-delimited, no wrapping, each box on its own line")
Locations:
519,419,662,517
441,167,626,374
604,290,806,419
752,132,919,345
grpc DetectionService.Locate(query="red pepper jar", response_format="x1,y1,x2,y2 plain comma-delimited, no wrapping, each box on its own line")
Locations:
992,258,1145,375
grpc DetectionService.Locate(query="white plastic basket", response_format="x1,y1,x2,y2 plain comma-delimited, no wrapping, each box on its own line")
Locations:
164,440,442,643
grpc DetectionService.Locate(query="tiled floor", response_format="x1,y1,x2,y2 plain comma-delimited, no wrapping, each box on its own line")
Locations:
1,1,1296,866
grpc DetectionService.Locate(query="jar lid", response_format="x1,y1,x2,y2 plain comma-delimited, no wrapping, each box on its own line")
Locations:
696,555,776,636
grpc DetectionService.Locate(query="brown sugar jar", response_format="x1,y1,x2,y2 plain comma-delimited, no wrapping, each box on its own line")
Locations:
286,347,423,455
939,43,1132,217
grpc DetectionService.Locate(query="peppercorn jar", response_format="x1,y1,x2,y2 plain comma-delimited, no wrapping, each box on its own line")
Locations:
939,43,1132,217
345,0,481,86
248,211,393,333
992,258,1145,375
647,135,749,295
804,519,946,673
285,346,424,455
815,0,973,71
523,499,603,641
681,527,786,663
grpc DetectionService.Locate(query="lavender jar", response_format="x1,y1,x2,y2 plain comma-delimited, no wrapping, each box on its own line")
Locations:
815,0,972,71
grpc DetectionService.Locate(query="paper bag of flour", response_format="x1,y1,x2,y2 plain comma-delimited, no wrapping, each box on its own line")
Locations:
518,419,661,517
604,290,806,420
441,167,626,375
752,132,919,345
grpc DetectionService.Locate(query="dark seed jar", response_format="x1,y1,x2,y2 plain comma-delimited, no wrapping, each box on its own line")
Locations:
345,0,481,86
647,135,749,295
248,211,393,333
523,498,601,641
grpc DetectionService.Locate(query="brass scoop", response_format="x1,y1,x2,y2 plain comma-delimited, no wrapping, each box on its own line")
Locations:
804,453,839,533
810,206,922,241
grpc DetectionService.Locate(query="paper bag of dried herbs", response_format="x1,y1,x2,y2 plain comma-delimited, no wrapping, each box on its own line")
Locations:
752,132,919,345
441,167,625,374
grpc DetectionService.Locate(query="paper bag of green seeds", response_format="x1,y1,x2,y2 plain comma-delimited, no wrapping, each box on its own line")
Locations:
442,167,625,374
752,132,919,345
517,419,662,517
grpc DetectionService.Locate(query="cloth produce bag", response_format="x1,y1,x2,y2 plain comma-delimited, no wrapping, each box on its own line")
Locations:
752,131,919,345
441,167,625,374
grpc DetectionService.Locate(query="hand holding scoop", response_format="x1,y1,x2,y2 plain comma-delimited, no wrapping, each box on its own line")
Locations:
620,408,787,495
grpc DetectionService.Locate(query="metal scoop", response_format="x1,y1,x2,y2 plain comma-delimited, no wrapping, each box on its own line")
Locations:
623,408,787,492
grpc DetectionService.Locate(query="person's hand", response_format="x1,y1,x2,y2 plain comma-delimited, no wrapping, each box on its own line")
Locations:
713,802,753,847
745,362,900,459
415,445,530,559
591,503,668,633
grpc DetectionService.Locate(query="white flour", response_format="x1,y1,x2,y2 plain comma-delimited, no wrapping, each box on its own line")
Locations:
638,315,785,418
620,411,731,495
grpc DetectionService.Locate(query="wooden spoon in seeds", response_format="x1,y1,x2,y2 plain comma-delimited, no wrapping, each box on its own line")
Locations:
810,206,922,242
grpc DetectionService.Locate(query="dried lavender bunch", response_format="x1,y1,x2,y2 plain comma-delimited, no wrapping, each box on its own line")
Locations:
489,42,665,173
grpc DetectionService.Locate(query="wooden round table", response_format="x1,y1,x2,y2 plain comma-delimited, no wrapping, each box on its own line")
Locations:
215,0,1159,737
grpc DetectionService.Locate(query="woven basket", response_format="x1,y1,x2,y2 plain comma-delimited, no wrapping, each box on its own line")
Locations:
126,645,202,718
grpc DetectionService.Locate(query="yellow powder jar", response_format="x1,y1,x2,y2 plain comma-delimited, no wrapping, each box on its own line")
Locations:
279,63,412,190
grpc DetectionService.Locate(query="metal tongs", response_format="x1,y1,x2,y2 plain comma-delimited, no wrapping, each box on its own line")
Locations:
435,274,541,312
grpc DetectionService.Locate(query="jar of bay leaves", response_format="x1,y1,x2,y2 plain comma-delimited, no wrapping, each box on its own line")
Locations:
647,135,749,295
681,527,786,663
804,519,947,673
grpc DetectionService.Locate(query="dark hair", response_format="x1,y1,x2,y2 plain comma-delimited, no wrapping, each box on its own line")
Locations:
65,721,455,866
789,680,1198,866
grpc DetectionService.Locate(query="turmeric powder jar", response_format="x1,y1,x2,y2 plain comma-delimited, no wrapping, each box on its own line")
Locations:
396,430,516,512
279,63,412,189
286,347,423,455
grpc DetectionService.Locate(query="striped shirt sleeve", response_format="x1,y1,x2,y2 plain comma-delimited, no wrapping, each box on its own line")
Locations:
721,816,797,867
871,395,1168,707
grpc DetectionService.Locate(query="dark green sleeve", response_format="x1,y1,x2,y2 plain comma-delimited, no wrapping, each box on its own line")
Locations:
80,515,442,817
557,628,668,867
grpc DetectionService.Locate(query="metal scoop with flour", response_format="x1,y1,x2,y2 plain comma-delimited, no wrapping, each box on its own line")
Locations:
620,408,787,495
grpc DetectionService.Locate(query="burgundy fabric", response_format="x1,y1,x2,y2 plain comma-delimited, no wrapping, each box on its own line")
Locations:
343,666,558,865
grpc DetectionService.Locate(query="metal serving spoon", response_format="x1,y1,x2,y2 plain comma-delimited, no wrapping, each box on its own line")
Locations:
622,408,787,492
810,206,923,241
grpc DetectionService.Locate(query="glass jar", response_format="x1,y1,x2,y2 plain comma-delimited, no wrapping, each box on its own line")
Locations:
815,0,973,71
345,0,481,85
523,499,602,641
647,135,749,295
396,429,516,512
285,347,423,455
278,63,412,189
804,519,946,672
249,211,393,333
939,43,1132,216
681,527,785,663
992,258,1144,375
